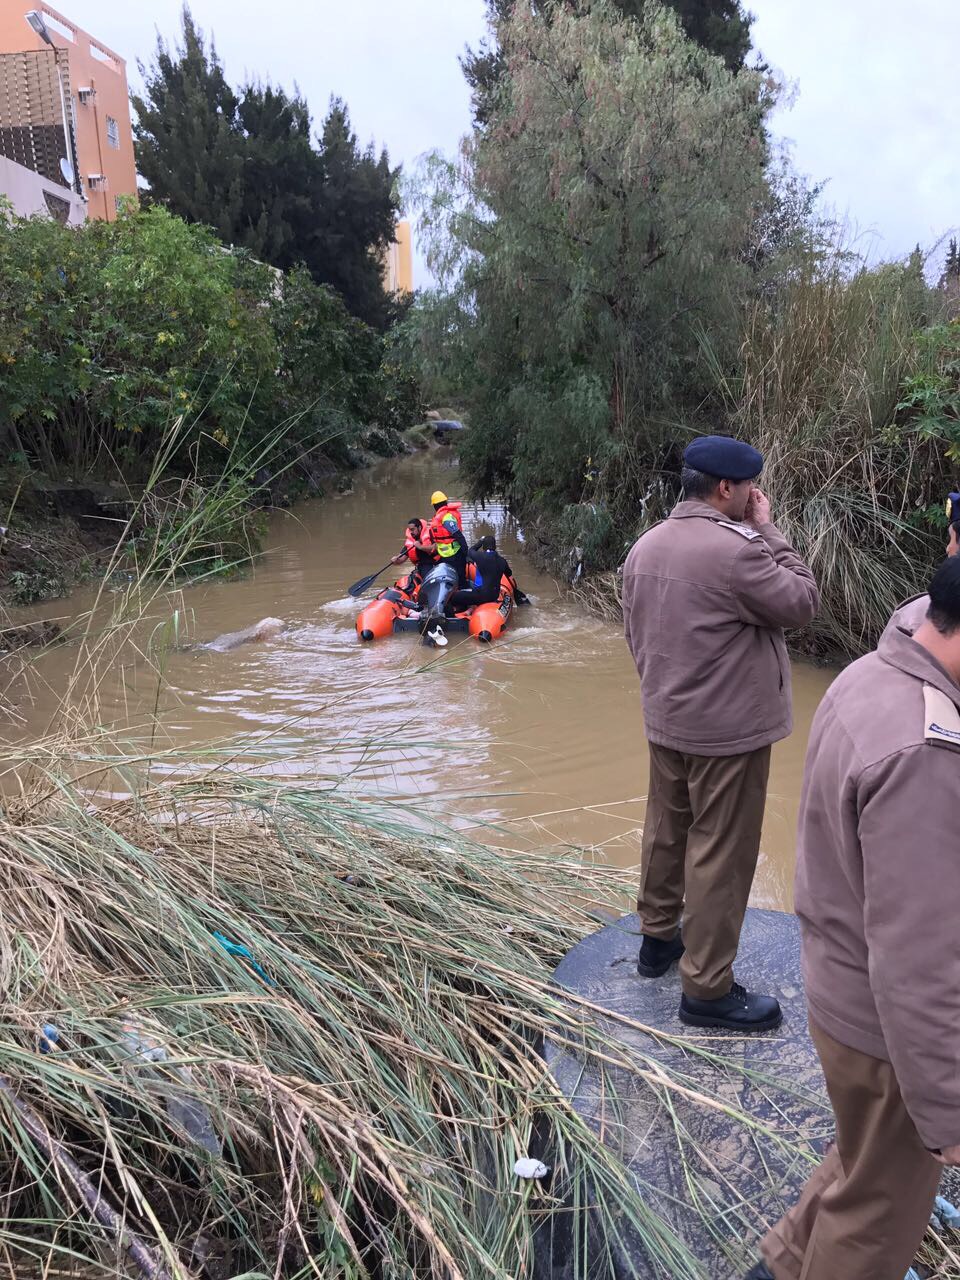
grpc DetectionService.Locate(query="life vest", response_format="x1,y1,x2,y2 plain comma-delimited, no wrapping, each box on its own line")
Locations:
429,502,464,558
404,522,433,565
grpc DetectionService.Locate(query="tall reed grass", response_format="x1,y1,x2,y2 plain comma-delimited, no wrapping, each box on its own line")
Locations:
728,262,949,657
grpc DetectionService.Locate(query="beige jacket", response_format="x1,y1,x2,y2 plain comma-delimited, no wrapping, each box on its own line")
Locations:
622,501,820,755
796,626,960,1150
883,593,929,639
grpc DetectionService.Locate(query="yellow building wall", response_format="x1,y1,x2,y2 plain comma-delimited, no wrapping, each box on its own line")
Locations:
384,219,414,295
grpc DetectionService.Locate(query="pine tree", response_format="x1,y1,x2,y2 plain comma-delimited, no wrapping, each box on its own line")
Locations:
307,101,399,328
236,83,320,271
944,237,960,286
132,8,245,247
133,6,399,326
606,0,752,68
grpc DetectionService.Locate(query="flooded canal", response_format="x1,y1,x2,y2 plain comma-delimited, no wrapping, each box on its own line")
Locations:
2,450,835,910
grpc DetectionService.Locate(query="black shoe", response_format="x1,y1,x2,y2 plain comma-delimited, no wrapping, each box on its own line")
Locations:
679,982,782,1032
637,932,685,978
744,1263,774,1280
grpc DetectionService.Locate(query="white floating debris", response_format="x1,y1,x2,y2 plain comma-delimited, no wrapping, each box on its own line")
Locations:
513,1157,548,1180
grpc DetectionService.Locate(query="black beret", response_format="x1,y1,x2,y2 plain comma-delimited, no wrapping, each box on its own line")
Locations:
683,435,763,482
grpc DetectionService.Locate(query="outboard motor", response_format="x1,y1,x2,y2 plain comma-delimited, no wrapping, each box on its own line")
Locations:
418,563,458,646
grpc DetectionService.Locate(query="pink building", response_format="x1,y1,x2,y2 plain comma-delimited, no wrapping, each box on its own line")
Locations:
0,0,136,221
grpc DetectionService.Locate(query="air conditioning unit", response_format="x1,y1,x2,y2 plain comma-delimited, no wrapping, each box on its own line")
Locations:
77,86,96,104
87,173,107,191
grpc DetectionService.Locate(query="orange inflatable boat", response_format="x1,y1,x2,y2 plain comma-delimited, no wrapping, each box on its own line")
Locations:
357,563,515,646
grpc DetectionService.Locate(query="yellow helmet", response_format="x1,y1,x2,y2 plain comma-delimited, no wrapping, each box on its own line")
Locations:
431,490,448,506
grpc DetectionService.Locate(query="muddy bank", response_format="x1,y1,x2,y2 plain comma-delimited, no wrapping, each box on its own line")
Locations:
0,425,433,611
0,479,126,609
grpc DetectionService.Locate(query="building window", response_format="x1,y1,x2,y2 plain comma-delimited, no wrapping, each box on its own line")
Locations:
106,116,120,149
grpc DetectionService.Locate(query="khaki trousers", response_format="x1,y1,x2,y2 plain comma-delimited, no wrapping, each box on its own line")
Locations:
639,741,770,1000
763,1020,941,1280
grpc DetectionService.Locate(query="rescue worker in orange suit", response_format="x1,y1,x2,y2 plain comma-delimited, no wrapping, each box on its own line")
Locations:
448,536,520,613
428,490,470,587
391,518,434,581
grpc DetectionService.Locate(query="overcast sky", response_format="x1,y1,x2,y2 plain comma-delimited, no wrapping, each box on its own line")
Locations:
51,0,959,282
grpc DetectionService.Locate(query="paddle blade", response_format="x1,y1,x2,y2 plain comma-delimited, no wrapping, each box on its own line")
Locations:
347,573,379,598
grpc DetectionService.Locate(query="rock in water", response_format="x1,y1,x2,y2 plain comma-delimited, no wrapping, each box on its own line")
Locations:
202,617,285,653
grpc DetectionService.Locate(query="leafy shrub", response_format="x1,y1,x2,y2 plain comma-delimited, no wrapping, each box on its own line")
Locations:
0,206,422,484
6,569,67,605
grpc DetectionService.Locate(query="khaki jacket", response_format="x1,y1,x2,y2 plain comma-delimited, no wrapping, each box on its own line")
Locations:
883,593,929,640
622,501,819,755
796,626,960,1150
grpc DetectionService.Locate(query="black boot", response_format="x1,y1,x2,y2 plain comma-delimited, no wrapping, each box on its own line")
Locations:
679,981,782,1032
743,1264,774,1280
637,932,684,978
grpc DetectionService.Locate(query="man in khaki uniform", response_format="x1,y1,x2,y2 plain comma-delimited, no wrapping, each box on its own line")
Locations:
745,555,960,1280
882,489,960,640
622,436,819,1030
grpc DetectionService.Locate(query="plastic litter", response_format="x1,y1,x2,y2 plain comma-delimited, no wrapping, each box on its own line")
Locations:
513,1157,549,1180
213,930,276,986
904,1269,921,1280
122,1022,221,1156
934,1195,960,1230
427,626,448,648
38,1023,60,1054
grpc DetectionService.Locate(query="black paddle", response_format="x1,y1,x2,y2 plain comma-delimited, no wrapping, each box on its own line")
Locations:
347,555,403,599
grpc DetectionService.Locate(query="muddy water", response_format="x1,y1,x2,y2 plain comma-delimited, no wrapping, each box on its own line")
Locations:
2,451,834,910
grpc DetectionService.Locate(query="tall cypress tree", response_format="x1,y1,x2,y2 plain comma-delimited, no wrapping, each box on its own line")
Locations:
236,83,319,271
624,0,752,69
307,100,399,328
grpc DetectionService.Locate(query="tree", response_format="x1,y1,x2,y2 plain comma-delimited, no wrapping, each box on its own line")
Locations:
642,0,752,69
133,6,399,326
132,9,245,246
943,237,960,288
234,83,320,271
307,100,400,328
464,0,755,125
422,0,770,530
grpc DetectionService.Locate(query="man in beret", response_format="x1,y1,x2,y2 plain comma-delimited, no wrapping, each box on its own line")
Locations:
622,435,819,1030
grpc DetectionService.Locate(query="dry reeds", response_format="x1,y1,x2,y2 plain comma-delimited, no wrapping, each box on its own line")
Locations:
731,262,949,657
0,769,783,1279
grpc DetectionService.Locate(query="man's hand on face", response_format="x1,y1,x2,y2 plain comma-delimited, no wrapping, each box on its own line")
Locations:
744,487,771,529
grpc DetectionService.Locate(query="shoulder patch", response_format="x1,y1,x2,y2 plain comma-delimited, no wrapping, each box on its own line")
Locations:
715,519,761,541
923,684,960,749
